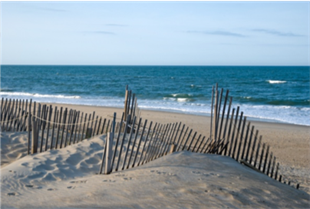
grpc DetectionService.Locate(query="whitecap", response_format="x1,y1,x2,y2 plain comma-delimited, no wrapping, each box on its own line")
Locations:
0,92,81,99
267,80,287,84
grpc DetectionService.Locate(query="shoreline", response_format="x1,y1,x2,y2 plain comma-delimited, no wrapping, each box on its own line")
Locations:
42,102,309,128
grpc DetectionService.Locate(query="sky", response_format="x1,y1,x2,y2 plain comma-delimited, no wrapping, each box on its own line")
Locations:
1,1,309,66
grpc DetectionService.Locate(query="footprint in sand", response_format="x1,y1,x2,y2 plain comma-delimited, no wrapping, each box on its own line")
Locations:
7,192,19,196
25,185,33,188
47,188,56,191
70,180,87,184
150,170,176,176
123,177,132,180
103,179,116,183
67,186,76,189
9,170,16,173
192,171,201,175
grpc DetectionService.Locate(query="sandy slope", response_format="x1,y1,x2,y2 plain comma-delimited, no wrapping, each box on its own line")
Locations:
1,132,309,209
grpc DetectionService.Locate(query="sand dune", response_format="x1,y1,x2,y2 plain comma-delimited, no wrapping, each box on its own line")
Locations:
1,132,309,208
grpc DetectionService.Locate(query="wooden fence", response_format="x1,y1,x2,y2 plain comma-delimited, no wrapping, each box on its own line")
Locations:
124,85,140,124
209,83,299,189
98,112,220,175
0,84,300,190
0,98,112,155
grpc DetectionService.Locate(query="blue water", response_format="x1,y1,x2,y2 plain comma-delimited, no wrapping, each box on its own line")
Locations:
1,65,309,126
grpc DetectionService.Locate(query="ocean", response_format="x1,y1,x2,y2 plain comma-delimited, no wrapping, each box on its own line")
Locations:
1,65,309,126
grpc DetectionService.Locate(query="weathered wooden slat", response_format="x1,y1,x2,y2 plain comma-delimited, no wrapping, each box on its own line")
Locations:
31,118,38,154
210,85,214,141
162,123,176,155
96,117,102,136
236,116,247,161
181,129,193,151
266,152,273,175
39,105,47,152
106,119,110,134
104,132,113,175
178,126,189,151
253,135,262,167
150,124,166,160
138,121,153,166
111,113,124,171
224,108,235,156
6,99,14,131
50,106,57,149
64,109,72,147
228,106,239,157
241,122,251,161
4,99,12,131
270,156,276,178
175,124,185,151
81,113,88,140
1,98,8,130
122,116,137,170
232,111,243,159
258,142,265,170
157,123,171,158
20,99,26,131
213,84,218,141
130,93,135,116
27,99,32,154
115,115,131,172
132,119,148,168
92,115,99,137
100,118,106,135
244,125,255,161
218,90,229,141
124,90,129,120
55,107,63,149
172,122,181,144
127,118,142,168
249,129,259,164
90,111,95,137
187,132,197,151
141,122,158,165
262,145,270,173
59,108,68,148
196,136,206,153
274,162,279,180
154,124,167,159
69,110,77,145
148,124,163,162
86,113,92,138
216,88,223,141
73,111,80,144
192,134,202,152
45,105,53,151
99,135,107,174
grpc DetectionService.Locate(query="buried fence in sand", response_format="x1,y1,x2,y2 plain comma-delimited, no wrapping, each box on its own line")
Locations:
0,84,300,190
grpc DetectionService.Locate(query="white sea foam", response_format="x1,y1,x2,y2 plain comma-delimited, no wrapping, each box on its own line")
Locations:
1,92,309,126
0,92,81,99
267,80,287,84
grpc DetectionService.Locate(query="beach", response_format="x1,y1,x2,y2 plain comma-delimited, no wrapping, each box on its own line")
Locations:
1,103,309,208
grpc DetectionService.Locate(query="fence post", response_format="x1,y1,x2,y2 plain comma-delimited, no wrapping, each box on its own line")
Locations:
124,90,129,121
104,132,113,174
31,118,38,154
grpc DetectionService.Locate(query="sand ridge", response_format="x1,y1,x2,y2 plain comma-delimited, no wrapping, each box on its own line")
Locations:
1,131,310,208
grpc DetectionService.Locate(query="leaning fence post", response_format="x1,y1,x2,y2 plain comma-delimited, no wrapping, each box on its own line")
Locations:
104,132,113,174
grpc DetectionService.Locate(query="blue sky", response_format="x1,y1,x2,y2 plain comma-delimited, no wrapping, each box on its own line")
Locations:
1,1,309,65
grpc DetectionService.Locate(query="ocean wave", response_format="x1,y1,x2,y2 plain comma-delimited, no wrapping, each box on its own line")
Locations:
163,97,194,102
0,92,81,99
267,80,287,84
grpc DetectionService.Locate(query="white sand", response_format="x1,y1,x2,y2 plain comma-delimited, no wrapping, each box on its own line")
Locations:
1,132,309,208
